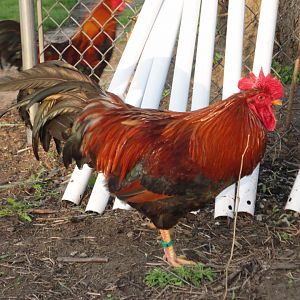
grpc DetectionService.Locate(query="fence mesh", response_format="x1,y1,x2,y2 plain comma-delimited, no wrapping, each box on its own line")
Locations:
38,0,141,84
38,0,299,95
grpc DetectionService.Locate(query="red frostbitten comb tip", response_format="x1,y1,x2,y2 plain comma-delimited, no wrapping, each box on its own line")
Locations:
238,69,284,99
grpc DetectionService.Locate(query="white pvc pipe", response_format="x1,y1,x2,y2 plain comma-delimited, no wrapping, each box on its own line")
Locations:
236,0,279,214
113,0,184,210
221,0,245,99
214,0,279,218
108,0,164,96
285,170,300,212
252,0,279,75
88,0,164,212
140,0,184,109
124,0,184,108
85,173,113,212
169,0,201,111
214,0,245,218
191,0,218,110
62,165,93,204
63,0,163,212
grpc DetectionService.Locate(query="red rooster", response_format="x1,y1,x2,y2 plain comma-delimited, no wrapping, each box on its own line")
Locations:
0,0,126,80
0,62,283,267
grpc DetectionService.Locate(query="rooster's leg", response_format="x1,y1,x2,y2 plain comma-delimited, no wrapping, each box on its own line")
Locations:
160,229,196,267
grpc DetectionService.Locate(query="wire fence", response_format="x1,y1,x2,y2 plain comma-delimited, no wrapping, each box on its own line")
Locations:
37,0,299,95
37,0,142,84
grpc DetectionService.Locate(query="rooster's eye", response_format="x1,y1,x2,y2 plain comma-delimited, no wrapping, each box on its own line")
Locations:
257,95,264,100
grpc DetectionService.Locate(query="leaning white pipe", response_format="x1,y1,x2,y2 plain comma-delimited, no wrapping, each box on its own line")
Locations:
191,0,218,110
125,0,183,108
235,0,279,214
214,0,245,218
89,0,165,212
285,170,300,212
169,0,201,111
109,0,164,97
62,0,162,211
62,165,93,205
141,0,184,109
252,0,279,75
113,0,184,210
215,0,280,218
19,0,38,144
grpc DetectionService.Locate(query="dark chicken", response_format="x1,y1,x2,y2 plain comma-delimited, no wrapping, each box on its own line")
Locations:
0,0,126,80
0,62,283,267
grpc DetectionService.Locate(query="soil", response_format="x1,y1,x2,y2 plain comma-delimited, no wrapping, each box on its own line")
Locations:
0,3,300,300
0,70,299,300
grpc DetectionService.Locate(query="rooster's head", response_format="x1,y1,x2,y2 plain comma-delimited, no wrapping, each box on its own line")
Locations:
238,70,284,131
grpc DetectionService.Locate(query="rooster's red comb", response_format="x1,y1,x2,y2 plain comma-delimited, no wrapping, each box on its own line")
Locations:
238,69,284,99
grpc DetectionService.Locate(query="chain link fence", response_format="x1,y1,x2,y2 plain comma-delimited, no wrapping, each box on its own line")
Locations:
211,0,300,101
37,0,299,96
37,0,142,84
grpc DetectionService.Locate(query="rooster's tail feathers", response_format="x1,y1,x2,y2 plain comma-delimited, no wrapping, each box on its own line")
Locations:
0,61,103,159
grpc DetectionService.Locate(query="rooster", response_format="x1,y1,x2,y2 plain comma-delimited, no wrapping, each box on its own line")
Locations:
0,61,283,267
0,0,126,80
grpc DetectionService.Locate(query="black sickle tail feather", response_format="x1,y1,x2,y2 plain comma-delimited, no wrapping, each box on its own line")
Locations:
0,61,102,159
0,61,125,166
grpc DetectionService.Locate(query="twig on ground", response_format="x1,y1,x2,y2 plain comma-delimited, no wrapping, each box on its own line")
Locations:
271,262,300,270
28,208,58,214
57,256,109,263
17,147,31,154
0,122,23,127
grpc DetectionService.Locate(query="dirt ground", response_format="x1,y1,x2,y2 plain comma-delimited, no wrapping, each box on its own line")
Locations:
0,3,300,299
0,68,299,300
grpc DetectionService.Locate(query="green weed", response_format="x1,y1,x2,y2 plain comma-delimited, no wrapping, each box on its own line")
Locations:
213,52,223,66
0,198,33,222
105,294,118,300
277,232,291,242
88,174,97,188
272,60,296,85
145,263,215,289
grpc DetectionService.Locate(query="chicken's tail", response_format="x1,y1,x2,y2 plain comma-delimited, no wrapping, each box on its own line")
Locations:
0,61,114,160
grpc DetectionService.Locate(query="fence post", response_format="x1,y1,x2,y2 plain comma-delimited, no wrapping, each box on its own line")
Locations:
36,0,45,63
19,0,38,144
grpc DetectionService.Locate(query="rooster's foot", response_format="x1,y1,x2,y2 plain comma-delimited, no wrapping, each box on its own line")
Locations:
160,229,196,267
163,253,196,267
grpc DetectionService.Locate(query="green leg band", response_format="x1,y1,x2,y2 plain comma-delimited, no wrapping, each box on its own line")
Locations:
161,240,173,248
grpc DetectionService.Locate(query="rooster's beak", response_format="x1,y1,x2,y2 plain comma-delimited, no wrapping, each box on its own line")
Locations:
272,99,282,106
